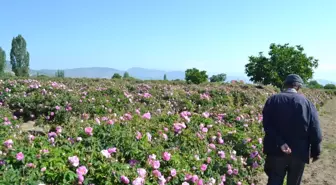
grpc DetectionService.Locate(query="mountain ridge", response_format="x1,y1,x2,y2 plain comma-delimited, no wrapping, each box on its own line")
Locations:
30,66,251,82
4,61,335,84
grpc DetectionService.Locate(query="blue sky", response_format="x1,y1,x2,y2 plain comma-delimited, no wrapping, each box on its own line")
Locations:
1,0,335,81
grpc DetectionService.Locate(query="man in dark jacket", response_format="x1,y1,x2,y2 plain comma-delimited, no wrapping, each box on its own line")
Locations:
262,74,322,185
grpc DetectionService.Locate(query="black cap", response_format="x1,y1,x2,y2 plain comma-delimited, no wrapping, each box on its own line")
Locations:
284,74,304,84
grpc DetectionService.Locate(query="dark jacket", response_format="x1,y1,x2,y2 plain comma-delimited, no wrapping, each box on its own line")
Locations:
262,90,322,164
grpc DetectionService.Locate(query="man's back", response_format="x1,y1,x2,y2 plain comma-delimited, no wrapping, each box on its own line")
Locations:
262,74,322,185
262,91,322,163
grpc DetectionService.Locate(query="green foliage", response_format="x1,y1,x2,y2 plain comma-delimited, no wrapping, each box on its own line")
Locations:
55,70,65,78
0,47,5,75
210,73,227,83
37,74,49,78
0,72,15,78
10,35,30,77
245,43,319,88
163,74,168,81
306,80,323,89
123,72,130,78
324,84,336,90
185,68,208,84
112,73,122,79
0,78,333,184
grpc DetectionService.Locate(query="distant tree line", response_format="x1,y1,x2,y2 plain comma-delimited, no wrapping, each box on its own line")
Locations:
183,68,225,84
111,72,136,80
324,84,336,90
306,80,336,90
169,43,334,88
1,36,334,88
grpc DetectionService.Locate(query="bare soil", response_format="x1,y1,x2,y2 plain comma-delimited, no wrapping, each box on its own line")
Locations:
256,98,336,185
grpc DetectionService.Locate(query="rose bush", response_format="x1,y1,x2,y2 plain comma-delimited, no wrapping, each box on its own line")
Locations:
0,78,334,185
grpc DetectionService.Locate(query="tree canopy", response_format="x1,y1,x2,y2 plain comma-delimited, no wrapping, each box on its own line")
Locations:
10,35,30,77
245,43,318,88
307,80,323,89
185,68,208,84
210,73,226,83
112,73,122,79
123,72,130,78
324,84,336,90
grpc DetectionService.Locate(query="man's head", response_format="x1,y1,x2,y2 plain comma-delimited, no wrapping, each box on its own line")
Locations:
283,74,304,91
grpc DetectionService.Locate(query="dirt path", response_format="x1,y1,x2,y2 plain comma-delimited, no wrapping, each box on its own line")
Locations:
257,98,336,185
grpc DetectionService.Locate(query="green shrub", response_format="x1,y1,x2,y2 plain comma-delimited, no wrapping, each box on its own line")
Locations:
0,78,332,184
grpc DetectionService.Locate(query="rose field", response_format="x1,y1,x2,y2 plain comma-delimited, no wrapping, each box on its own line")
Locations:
0,78,334,185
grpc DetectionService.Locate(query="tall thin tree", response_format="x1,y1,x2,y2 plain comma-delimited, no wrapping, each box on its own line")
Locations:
0,47,5,75
10,35,30,77
55,70,65,78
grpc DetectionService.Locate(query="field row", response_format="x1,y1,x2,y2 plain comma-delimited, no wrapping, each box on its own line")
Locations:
0,78,333,185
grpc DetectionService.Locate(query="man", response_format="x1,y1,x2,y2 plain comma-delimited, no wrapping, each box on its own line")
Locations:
262,74,322,185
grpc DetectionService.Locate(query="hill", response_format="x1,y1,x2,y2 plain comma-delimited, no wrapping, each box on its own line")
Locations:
31,66,251,82
31,67,124,78
5,61,335,84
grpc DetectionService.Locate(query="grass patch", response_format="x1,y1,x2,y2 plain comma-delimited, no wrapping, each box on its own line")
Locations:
323,142,336,151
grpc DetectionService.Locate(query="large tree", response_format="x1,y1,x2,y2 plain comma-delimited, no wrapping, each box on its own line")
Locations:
10,35,30,77
245,43,318,88
0,47,5,74
185,68,208,84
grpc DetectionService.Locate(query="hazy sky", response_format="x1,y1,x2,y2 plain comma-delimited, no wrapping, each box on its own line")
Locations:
1,0,335,80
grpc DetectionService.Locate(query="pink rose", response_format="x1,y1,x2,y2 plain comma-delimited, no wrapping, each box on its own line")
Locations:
191,175,199,183
152,169,161,177
151,160,160,169
209,143,216,150
136,131,142,140
142,112,151,120
170,169,177,177
76,166,88,176
162,152,171,161
132,177,145,185
78,175,84,183
202,112,210,118
197,179,204,185
84,127,93,136
121,176,130,184
200,164,207,172
68,156,80,167
4,139,13,148
206,157,211,164
107,120,114,125
137,168,147,178
16,152,24,161
108,147,117,153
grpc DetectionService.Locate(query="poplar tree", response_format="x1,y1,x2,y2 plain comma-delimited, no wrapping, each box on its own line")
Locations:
10,35,30,77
